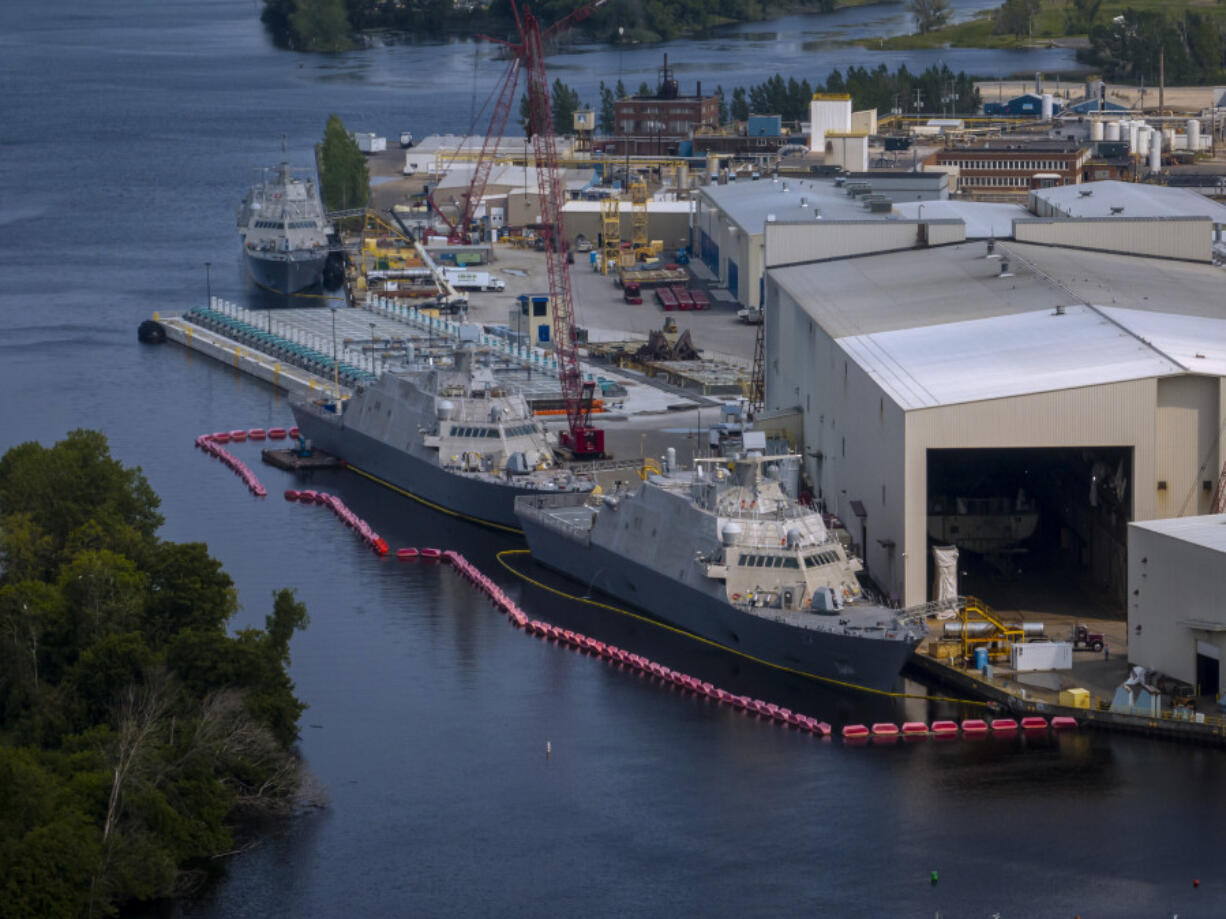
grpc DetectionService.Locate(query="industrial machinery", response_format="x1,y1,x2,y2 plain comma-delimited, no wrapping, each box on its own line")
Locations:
473,0,608,457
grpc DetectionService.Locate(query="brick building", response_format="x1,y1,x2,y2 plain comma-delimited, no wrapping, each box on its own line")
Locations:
602,55,719,156
927,140,1091,195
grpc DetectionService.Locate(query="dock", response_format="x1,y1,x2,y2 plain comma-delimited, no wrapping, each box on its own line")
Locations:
910,614,1226,747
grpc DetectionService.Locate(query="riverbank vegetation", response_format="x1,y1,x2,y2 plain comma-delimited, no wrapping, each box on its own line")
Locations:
0,431,311,918
868,0,1226,86
260,0,874,51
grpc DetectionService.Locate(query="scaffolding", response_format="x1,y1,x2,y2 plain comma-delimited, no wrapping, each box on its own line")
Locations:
630,179,649,251
600,197,620,275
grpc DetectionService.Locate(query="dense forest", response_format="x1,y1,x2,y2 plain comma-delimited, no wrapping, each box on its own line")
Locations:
261,0,838,51
0,431,311,917
1084,8,1226,85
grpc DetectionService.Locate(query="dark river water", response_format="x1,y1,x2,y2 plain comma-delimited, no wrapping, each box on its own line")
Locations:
1,2,1222,916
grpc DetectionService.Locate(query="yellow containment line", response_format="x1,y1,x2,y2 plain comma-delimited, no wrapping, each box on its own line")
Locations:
496,548,987,706
345,464,524,535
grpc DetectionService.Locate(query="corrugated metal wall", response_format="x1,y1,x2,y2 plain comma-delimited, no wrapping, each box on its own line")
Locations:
1014,217,1212,261
1128,526,1226,685
1155,376,1221,518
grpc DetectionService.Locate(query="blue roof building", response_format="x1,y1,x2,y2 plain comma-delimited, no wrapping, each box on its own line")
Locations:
983,93,1062,117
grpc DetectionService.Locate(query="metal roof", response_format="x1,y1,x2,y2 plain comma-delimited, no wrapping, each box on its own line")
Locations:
770,239,1226,410
1131,514,1226,554
699,177,896,234
1031,180,1226,222
837,304,1185,410
891,201,1027,239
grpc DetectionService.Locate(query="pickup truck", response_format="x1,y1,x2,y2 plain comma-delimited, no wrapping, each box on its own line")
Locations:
623,282,642,304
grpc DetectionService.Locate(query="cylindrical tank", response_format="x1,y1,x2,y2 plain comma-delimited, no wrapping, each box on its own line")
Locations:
943,621,1045,638
1091,119,1104,141
1163,128,1175,150
1105,121,1121,141
721,522,742,546
974,647,989,670
1129,122,1140,155
1188,118,1202,150
706,152,719,179
1150,128,1162,173
665,446,676,471
1041,93,1054,121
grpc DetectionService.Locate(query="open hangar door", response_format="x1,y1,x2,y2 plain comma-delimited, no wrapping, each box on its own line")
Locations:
926,447,1132,615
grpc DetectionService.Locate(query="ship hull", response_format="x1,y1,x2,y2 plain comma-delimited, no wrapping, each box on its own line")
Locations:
520,516,919,691
292,402,554,532
245,250,327,295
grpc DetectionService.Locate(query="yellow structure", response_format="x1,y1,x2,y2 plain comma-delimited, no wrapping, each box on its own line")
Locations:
957,596,1025,663
1059,688,1091,709
600,197,620,275
630,179,649,250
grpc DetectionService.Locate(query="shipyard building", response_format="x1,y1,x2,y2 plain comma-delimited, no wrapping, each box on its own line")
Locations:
762,213,1226,610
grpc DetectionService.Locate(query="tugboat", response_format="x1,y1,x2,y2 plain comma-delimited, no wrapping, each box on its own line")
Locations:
236,144,332,294
516,451,925,689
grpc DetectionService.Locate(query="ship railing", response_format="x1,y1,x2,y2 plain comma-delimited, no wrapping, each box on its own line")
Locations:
514,494,592,545
895,597,963,629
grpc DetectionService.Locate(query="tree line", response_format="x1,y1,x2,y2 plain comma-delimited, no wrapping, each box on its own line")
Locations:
318,114,370,212
1084,8,1226,85
0,431,311,917
260,0,840,51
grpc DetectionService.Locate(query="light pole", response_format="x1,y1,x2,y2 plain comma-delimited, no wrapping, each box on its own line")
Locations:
204,260,212,308
331,307,340,401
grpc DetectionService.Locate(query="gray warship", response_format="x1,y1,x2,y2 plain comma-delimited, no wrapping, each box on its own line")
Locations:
515,452,925,689
289,338,595,532
236,158,331,294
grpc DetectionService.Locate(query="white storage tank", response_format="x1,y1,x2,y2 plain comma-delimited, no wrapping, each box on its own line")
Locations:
1091,119,1104,141
1188,118,1202,150
1041,93,1054,121
1150,128,1162,173
1105,121,1121,141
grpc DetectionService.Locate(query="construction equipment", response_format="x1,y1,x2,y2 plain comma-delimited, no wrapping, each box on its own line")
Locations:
477,0,608,457
600,198,620,275
630,178,648,250
1071,624,1105,653
622,282,642,304
956,596,1025,663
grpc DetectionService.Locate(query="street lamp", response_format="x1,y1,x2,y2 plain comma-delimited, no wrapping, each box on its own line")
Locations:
204,260,212,308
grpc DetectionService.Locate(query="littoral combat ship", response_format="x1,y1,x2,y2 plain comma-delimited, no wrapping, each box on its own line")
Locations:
516,452,924,689
236,155,331,294
290,335,595,531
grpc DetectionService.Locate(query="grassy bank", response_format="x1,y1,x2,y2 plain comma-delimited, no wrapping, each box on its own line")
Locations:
858,0,1209,52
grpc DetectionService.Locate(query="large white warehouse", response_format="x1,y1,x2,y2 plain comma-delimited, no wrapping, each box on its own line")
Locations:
763,224,1226,609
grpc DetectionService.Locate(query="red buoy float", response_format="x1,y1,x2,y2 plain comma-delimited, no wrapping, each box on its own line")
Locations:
991,718,1019,732
288,426,300,439
268,427,287,440
931,720,959,736
961,719,989,734
396,548,419,559
284,490,299,501
1051,716,1078,730
229,430,246,442
871,722,900,736
421,547,442,559
901,722,930,735
212,431,231,443
1020,716,1049,731
842,724,870,739
248,428,266,441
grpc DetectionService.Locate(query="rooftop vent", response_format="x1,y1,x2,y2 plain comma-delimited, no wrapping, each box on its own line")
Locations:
1110,205,1125,214
999,260,1012,277
1078,189,1093,197
799,196,808,207
1054,304,1066,316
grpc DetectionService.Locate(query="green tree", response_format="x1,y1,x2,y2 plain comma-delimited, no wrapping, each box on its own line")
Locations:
637,81,652,97
598,81,616,134
289,0,354,52
551,78,581,137
1064,0,1103,34
730,87,749,122
906,0,951,34
995,0,1040,38
615,79,627,99
715,85,729,124
319,114,369,211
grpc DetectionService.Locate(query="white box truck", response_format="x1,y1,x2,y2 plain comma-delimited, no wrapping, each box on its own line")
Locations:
352,132,386,154
442,269,504,292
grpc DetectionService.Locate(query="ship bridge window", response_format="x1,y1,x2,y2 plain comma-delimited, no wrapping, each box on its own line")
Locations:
783,557,799,569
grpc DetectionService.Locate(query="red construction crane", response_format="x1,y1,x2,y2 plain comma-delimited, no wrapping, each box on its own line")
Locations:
476,0,608,457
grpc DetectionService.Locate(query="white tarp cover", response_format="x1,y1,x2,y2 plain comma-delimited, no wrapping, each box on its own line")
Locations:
932,544,958,605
